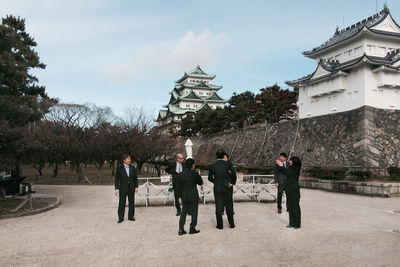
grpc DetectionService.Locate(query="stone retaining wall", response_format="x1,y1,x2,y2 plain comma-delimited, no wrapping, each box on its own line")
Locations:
241,176,400,198
184,106,400,175
299,178,400,198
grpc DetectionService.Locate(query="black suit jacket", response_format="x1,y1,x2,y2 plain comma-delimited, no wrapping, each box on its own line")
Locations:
165,162,186,190
208,160,237,193
277,165,300,193
274,161,288,192
176,169,203,202
114,164,138,194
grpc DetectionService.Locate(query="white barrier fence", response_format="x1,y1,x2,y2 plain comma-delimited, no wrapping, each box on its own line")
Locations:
136,174,276,207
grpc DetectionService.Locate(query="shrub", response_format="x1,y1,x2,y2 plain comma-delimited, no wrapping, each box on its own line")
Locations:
348,170,371,181
387,167,400,181
304,167,348,180
235,165,274,174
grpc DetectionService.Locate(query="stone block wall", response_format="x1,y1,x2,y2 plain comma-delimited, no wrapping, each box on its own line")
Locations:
183,106,400,175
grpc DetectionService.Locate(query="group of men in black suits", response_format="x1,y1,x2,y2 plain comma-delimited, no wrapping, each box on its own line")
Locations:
166,150,237,235
114,150,237,235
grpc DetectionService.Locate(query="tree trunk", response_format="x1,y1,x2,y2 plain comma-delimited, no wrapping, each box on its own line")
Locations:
155,163,161,177
52,162,59,178
137,160,145,174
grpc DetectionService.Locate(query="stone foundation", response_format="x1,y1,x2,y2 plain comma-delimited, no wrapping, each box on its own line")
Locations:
184,106,400,175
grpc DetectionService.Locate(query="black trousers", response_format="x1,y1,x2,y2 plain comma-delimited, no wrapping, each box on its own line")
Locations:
286,190,301,227
179,200,198,231
215,189,234,227
277,190,288,210
118,190,135,220
174,193,181,213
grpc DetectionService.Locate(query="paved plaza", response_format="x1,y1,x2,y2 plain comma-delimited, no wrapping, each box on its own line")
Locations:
1,185,399,266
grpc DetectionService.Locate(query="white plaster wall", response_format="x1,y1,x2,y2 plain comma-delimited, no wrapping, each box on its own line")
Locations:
183,77,212,84
315,39,364,62
299,66,367,118
363,36,400,57
365,69,400,109
179,101,203,109
315,36,400,63
178,100,224,110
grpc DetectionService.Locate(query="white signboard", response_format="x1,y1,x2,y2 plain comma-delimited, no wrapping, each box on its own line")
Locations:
161,175,171,183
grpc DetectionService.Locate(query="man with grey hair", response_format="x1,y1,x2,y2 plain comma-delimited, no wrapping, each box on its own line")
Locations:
115,154,138,223
166,153,186,216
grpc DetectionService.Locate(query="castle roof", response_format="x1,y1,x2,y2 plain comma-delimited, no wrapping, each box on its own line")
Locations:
286,49,400,86
303,6,400,58
175,65,216,83
175,81,223,91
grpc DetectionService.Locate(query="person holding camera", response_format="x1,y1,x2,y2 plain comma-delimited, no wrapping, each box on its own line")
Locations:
176,158,203,235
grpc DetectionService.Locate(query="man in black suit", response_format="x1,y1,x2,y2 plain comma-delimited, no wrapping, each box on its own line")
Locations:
176,158,203,235
165,153,185,216
208,150,237,229
115,154,138,223
274,152,288,214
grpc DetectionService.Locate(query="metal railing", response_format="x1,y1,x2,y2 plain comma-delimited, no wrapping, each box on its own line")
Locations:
136,174,277,207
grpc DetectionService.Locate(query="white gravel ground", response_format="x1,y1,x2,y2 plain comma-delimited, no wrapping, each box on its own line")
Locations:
1,185,399,267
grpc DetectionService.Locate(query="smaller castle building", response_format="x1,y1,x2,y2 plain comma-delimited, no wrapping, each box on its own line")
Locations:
287,6,400,119
157,66,227,126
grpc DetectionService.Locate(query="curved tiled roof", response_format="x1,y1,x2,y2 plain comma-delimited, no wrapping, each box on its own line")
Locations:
303,6,400,57
175,65,216,83
205,92,226,102
175,81,222,90
287,49,400,86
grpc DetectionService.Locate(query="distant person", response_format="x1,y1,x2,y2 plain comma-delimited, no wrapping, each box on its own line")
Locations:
176,158,203,235
209,150,237,229
166,153,186,216
223,153,234,215
275,156,302,229
115,154,138,223
274,152,288,214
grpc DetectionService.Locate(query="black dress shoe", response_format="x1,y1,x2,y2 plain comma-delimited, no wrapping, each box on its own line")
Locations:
230,224,235,229
118,219,124,223
178,230,187,235
216,226,223,230
189,229,200,234
128,218,135,221
278,209,282,214
287,224,294,228
294,226,301,229
176,212,181,216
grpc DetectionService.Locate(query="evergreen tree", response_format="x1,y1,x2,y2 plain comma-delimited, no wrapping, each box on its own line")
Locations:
0,15,55,174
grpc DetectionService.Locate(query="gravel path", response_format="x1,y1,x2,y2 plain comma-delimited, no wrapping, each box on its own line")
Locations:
1,185,399,266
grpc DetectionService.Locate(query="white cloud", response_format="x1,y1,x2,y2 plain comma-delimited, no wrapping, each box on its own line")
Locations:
102,29,230,81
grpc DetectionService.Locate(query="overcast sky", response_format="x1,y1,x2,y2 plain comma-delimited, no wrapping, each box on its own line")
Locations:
2,0,400,117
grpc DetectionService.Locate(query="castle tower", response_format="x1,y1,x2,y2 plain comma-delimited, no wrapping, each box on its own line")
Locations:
157,65,227,127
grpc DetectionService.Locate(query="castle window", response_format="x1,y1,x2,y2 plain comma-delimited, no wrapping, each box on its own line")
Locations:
186,104,190,108
367,45,376,53
199,92,203,95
